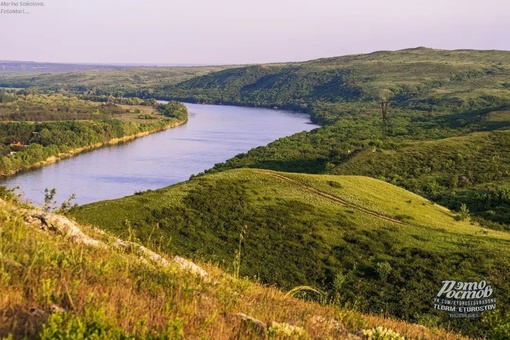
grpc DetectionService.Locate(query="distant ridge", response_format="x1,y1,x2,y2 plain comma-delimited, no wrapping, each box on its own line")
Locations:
0,61,130,74
0,60,226,75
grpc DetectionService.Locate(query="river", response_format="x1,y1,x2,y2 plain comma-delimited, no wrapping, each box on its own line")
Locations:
0,103,318,206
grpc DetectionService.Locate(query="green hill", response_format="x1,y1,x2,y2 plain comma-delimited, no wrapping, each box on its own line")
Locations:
71,168,510,338
182,49,510,231
158,48,510,122
211,126,510,228
331,129,510,227
0,194,472,340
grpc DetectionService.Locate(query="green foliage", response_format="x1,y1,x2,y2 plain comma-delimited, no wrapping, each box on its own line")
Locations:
43,188,77,213
160,65,364,113
0,185,20,202
375,262,392,281
458,203,470,221
39,310,123,340
0,92,125,121
158,101,188,120
38,310,185,340
43,188,57,212
483,312,510,340
361,326,405,340
268,322,306,339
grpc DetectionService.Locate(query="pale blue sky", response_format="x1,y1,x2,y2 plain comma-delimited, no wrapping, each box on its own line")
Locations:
1,0,508,64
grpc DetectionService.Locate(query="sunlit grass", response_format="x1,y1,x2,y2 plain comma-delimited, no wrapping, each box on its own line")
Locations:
0,198,473,339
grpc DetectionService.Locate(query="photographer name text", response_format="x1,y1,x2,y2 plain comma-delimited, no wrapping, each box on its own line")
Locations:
1,1,45,15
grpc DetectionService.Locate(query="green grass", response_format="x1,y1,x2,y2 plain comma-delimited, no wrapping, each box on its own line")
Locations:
0,194,474,340
331,130,510,228
71,168,510,337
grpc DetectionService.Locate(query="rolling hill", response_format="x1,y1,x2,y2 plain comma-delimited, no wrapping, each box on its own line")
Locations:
0,192,472,339
71,168,510,337
174,48,510,232
157,47,510,121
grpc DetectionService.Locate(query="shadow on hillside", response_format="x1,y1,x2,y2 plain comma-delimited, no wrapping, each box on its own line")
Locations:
432,105,510,131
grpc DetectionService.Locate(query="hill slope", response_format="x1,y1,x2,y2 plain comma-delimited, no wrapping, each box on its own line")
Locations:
0,195,473,340
158,48,510,121
183,48,510,230
71,168,510,337
331,129,510,226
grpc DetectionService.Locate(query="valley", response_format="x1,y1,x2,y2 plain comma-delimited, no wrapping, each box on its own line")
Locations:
1,47,510,338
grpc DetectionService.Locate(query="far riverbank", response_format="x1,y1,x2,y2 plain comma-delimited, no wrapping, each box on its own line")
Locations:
0,117,187,177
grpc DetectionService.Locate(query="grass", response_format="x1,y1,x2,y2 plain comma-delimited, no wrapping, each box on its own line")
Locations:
330,129,510,227
277,172,510,239
70,168,510,337
0,196,474,339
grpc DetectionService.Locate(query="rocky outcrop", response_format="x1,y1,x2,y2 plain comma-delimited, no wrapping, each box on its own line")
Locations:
0,199,208,279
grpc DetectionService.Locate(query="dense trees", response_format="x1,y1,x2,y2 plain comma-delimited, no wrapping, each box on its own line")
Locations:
158,101,188,120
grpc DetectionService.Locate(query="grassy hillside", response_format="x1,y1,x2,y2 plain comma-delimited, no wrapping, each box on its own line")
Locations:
331,129,510,227
0,194,472,340
71,168,510,338
182,49,510,230
210,120,510,228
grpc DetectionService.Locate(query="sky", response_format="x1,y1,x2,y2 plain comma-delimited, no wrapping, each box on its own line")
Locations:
1,0,509,65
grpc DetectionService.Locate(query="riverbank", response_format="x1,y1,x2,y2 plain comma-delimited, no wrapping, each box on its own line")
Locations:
0,103,316,205
0,118,187,177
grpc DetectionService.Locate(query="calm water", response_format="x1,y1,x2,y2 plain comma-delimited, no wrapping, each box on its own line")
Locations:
0,103,318,206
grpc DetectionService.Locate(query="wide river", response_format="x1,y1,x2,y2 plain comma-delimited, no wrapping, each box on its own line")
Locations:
0,103,318,206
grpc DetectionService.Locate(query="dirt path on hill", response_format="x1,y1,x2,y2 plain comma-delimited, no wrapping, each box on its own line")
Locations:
254,169,404,225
